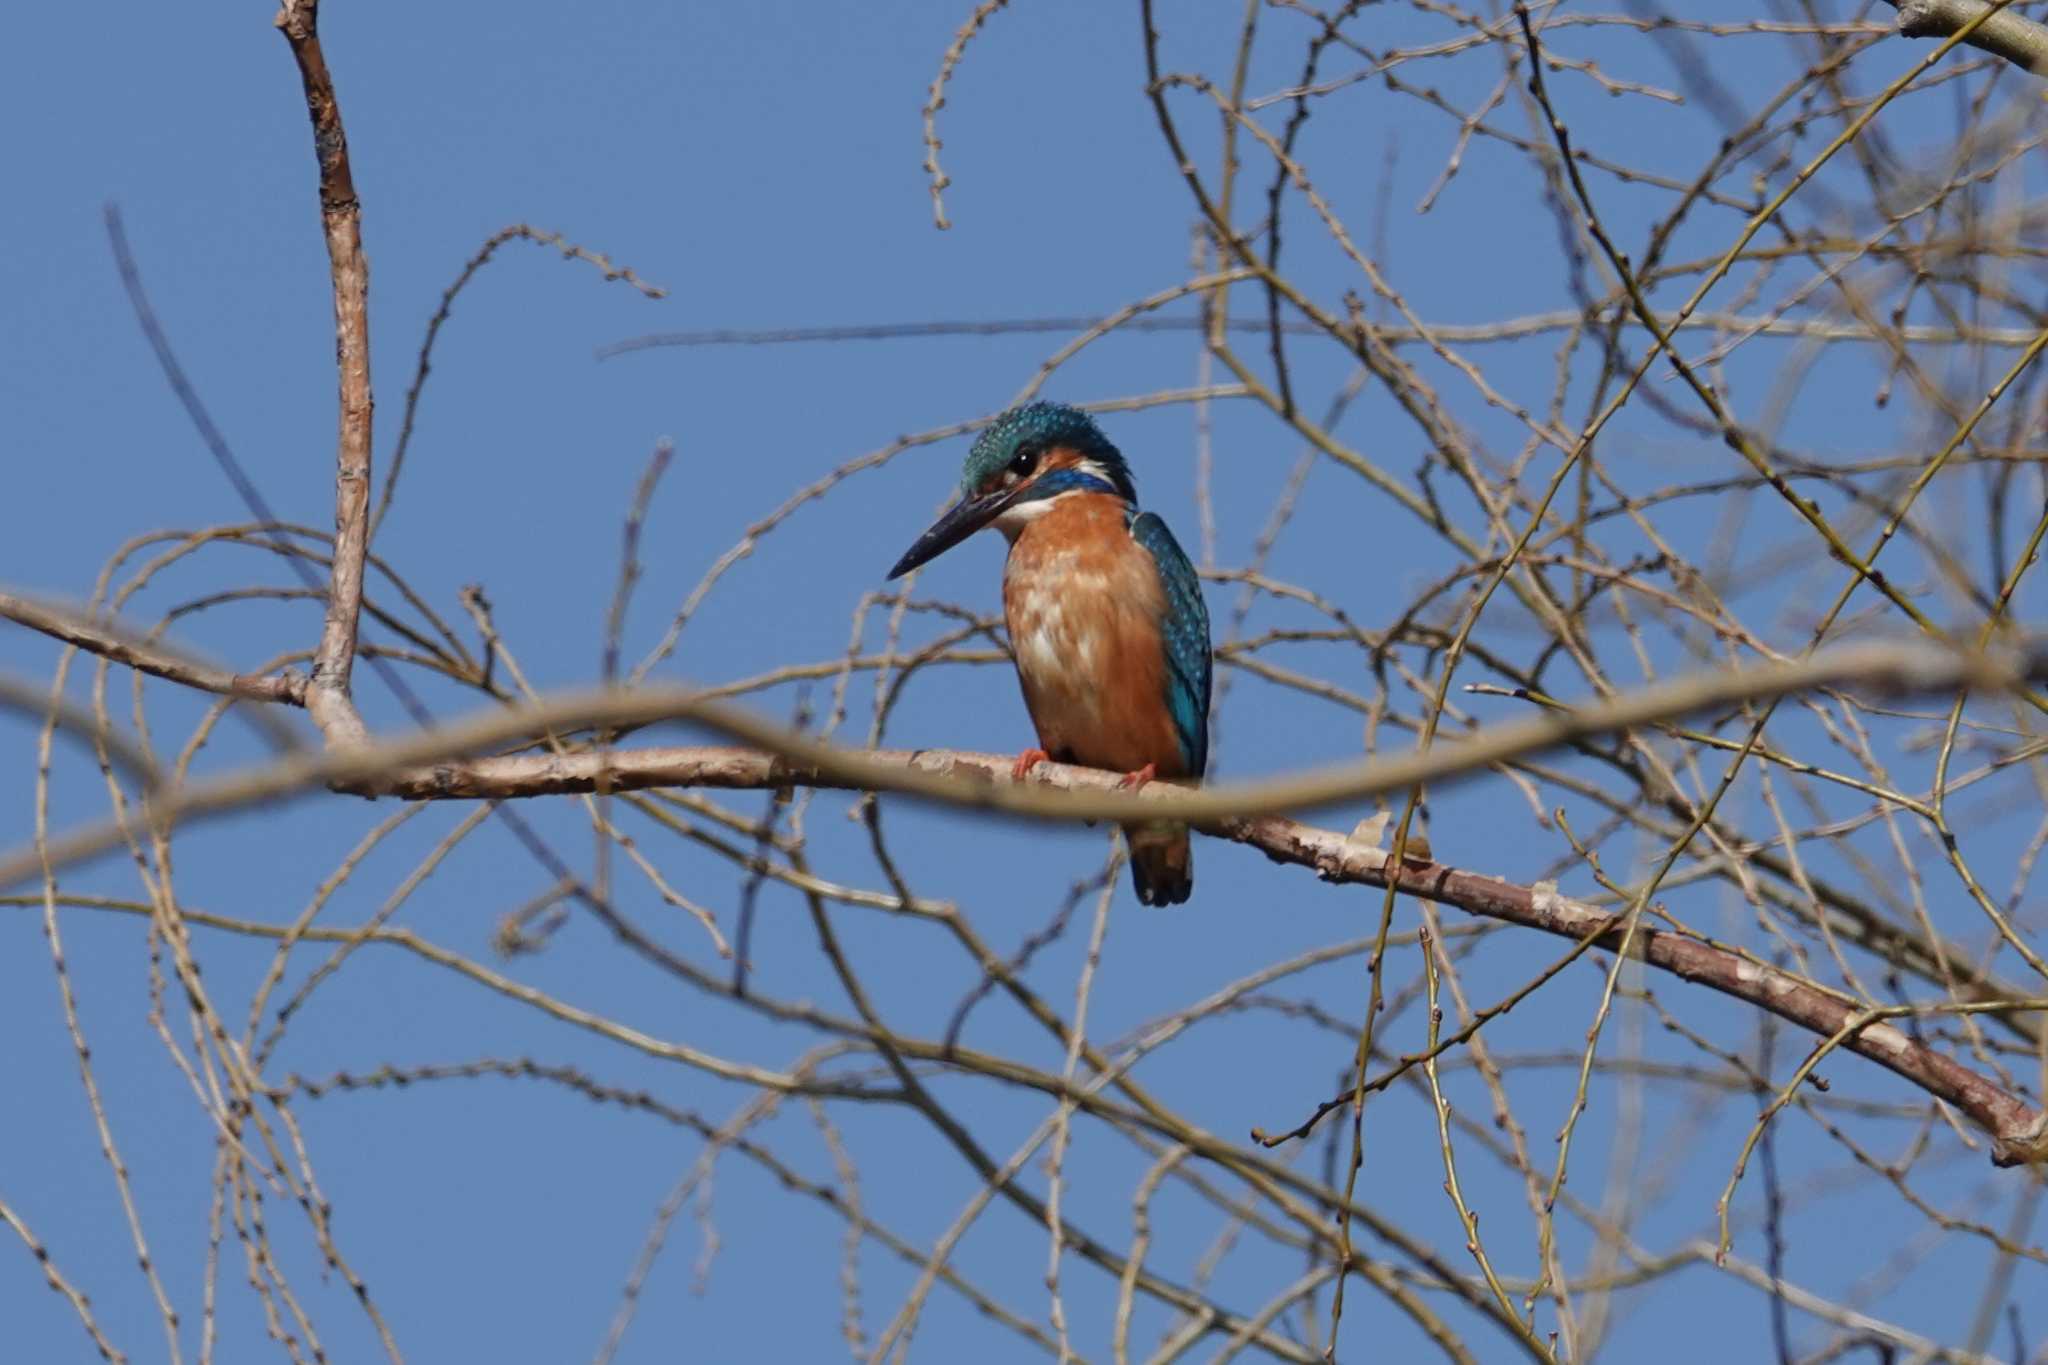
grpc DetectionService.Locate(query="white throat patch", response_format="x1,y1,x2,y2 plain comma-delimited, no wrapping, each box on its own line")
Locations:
993,496,1059,539
992,461,1124,542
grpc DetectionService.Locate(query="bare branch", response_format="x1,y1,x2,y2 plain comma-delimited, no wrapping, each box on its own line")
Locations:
0,590,307,711
1888,0,2048,77
276,0,373,747
7,638,2044,888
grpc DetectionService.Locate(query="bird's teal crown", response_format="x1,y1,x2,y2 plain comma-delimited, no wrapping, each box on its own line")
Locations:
963,402,1137,503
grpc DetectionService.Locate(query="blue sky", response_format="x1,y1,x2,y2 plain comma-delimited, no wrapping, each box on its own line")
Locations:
5,2,2045,1361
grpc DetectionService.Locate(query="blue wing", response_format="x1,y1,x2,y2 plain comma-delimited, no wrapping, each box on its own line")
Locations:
1130,511,1212,777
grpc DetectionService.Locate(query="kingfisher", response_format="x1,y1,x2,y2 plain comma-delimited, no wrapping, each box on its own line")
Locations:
886,402,1212,905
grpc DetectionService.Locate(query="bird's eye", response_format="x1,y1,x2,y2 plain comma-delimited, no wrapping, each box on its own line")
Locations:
1009,447,1039,477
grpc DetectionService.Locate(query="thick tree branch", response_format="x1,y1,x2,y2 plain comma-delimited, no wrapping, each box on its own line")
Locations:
7,604,2043,1164
1237,816,2048,1167
4,727,2043,1164
6,639,2046,879
10,632,2043,820
1888,0,2048,77
277,0,373,747
408,744,2048,1166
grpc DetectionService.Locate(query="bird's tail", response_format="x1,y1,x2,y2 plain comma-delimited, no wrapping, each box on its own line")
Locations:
1124,821,1194,906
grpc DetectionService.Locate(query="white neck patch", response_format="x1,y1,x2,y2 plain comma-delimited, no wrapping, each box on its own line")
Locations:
993,495,1059,541
991,460,1126,541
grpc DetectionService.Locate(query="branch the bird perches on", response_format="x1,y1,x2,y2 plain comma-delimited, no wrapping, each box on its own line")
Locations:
5,582,2045,1169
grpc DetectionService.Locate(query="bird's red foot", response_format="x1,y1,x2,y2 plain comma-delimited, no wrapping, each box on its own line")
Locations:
1116,762,1159,790
1012,748,1051,782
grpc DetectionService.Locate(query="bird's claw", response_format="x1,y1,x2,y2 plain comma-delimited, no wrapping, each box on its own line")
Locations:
1012,748,1051,783
1116,762,1159,790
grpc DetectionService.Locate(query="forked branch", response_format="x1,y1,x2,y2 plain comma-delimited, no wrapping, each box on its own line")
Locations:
277,0,374,747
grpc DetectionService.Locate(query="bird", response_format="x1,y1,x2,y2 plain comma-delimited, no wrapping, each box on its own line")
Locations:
886,401,1212,905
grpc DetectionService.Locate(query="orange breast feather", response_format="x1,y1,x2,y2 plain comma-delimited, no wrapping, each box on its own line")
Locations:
1000,496,1188,778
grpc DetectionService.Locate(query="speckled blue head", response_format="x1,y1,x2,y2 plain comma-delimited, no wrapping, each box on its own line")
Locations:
887,402,1137,578
961,402,1137,503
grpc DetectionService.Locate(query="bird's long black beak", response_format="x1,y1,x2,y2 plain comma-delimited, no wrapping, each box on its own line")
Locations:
886,486,1019,579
